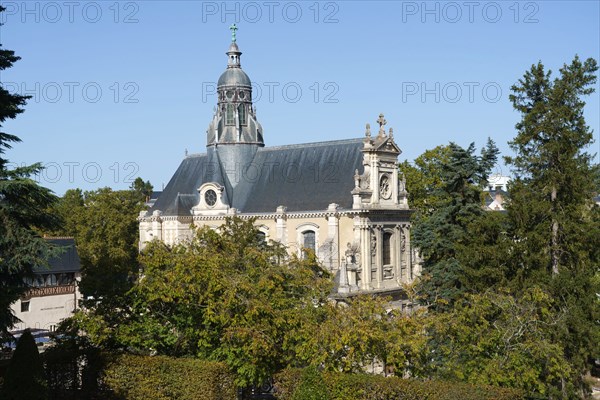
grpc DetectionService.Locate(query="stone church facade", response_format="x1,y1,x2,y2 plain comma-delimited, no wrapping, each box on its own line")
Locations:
138,31,420,297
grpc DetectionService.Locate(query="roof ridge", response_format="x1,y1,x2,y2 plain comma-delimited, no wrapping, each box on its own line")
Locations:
260,138,363,151
185,153,207,158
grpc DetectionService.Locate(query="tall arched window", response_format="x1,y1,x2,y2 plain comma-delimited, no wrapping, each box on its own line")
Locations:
303,230,316,259
226,104,235,125
238,104,247,125
383,232,393,265
256,231,266,245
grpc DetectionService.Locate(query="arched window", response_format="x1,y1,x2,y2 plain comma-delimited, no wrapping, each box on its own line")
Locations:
383,232,393,265
303,230,316,258
238,104,247,125
256,231,266,245
226,104,235,125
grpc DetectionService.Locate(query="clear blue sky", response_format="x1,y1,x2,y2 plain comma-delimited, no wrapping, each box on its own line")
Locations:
1,1,599,195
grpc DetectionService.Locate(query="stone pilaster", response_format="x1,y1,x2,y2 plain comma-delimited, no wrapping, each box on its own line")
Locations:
275,206,287,245
375,225,383,289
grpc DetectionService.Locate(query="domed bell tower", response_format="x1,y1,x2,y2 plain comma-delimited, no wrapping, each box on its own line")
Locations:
206,24,264,188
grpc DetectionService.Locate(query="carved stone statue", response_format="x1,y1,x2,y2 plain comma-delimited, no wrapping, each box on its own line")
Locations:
359,170,370,190
345,242,356,264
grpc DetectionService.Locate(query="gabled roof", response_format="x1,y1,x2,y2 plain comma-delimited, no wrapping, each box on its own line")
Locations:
372,136,401,154
150,138,365,215
34,238,81,274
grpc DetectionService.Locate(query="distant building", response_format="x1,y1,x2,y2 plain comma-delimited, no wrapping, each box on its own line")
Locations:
10,237,82,339
139,28,420,298
484,173,510,211
145,191,162,208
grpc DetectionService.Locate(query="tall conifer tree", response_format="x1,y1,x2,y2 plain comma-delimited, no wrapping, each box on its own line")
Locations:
506,56,600,396
414,140,498,311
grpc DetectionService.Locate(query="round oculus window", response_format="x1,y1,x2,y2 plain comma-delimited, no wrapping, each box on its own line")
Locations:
380,175,392,200
205,189,217,207
226,90,234,99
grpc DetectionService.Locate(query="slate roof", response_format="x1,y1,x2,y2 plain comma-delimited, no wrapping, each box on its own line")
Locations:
34,238,81,274
151,138,365,215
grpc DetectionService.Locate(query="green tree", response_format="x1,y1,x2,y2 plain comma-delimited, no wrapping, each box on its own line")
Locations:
505,56,600,397
0,7,59,337
44,187,145,350
75,217,332,387
422,288,571,398
2,329,48,400
398,145,451,215
43,188,84,237
456,211,513,294
291,365,330,400
74,188,143,302
413,140,499,311
292,295,392,373
46,187,144,304
130,177,153,203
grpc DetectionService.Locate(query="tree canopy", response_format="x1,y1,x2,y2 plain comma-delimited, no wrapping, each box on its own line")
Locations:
412,139,499,310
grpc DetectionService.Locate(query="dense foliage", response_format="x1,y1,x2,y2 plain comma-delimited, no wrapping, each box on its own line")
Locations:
72,217,332,387
103,354,236,400
275,368,525,400
503,56,600,397
411,139,499,310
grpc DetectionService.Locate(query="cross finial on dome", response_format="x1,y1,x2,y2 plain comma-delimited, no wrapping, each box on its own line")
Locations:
230,24,238,42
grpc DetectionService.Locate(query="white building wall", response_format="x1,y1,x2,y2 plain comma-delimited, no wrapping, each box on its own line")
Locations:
10,288,81,332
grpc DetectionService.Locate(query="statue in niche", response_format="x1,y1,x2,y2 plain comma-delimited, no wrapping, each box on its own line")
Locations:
345,242,357,264
400,228,406,253
359,170,370,190
399,172,407,193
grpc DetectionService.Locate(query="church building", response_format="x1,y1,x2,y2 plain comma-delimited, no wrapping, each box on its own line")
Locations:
138,27,420,297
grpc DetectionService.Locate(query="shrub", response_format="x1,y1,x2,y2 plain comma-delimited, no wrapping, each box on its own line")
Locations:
291,365,329,400
2,330,49,400
103,354,236,400
275,368,525,400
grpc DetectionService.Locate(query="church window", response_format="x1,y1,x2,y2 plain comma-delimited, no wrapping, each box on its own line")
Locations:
256,231,266,244
205,189,217,207
226,104,235,125
303,230,316,258
238,104,247,125
383,232,393,265
21,301,30,312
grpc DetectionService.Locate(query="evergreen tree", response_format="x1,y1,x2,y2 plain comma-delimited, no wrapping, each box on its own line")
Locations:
2,329,48,400
0,6,59,338
130,177,153,203
413,140,498,311
505,56,600,397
